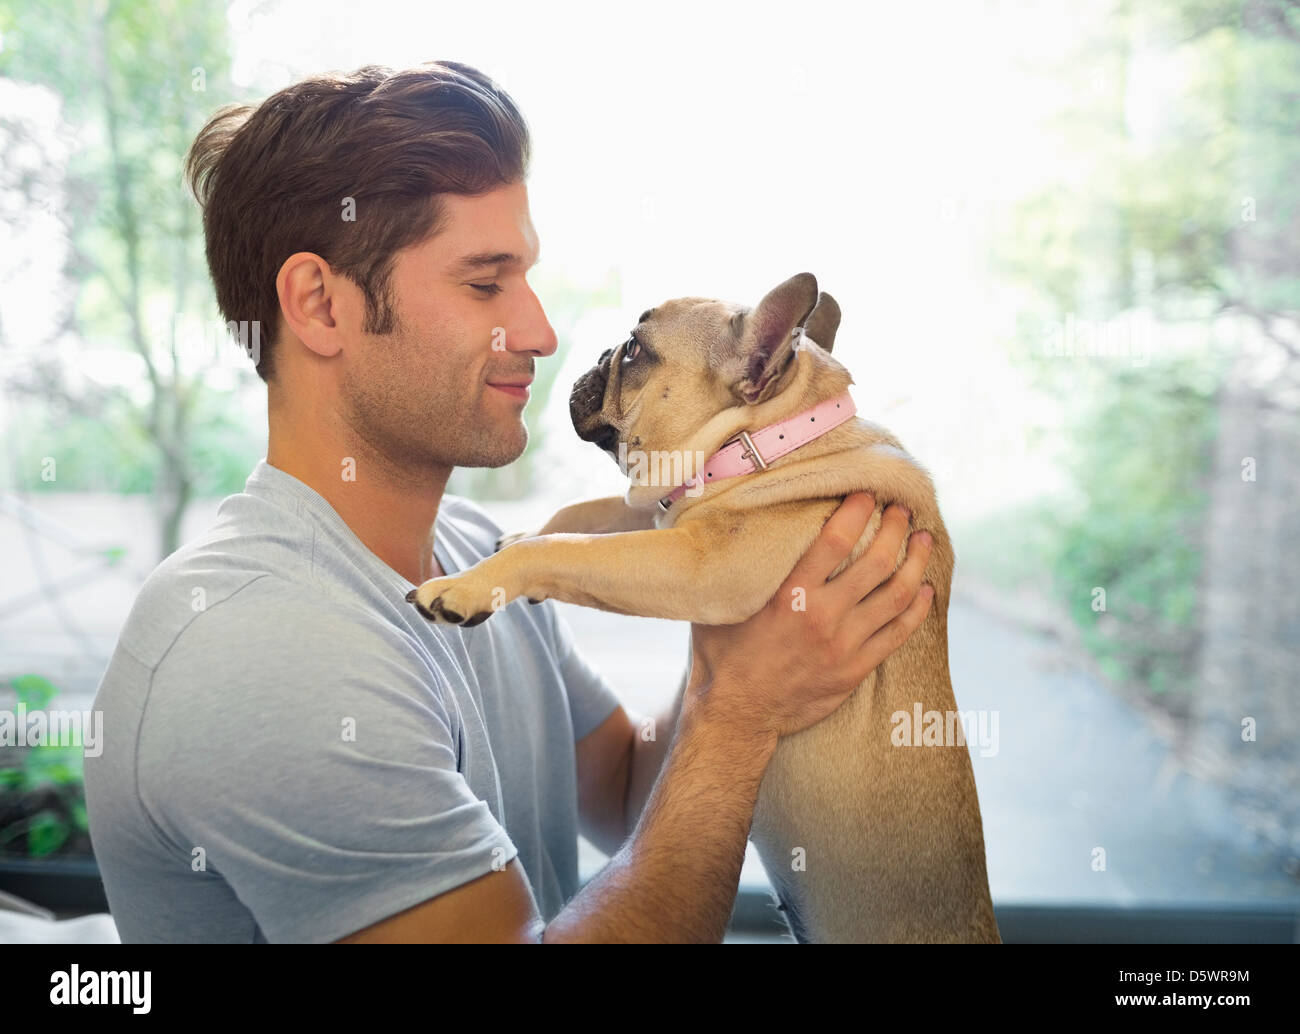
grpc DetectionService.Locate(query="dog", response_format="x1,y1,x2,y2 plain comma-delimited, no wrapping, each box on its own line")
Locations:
408,272,1001,943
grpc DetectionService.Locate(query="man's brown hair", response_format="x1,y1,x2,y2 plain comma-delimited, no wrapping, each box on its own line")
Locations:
184,60,531,383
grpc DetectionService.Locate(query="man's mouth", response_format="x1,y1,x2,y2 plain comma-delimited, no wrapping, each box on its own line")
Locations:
487,378,532,401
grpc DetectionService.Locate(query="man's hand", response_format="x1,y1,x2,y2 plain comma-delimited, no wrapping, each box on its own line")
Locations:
345,493,935,944
687,492,934,740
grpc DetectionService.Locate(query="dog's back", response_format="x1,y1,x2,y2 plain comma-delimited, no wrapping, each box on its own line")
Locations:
748,425,1001,943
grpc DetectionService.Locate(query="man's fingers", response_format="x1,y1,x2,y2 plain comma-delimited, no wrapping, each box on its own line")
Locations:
834,503,913,604
851,582,935,679
847,528,934,639
783,492,876,590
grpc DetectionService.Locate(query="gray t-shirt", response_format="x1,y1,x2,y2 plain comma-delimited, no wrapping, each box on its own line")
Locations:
84,459,622,943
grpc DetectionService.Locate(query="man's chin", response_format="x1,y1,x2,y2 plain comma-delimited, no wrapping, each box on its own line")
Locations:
458,422,528,469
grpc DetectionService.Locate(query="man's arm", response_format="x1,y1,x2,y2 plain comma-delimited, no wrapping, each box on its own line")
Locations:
572,646,699,855
624,660,689,841
339,669,770,945
545,676,774,942
337,494,935,943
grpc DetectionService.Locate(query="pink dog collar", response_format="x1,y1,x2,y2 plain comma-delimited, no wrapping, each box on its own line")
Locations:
658,389,857,510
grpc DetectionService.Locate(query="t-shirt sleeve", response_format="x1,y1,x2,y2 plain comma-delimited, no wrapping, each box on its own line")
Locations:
543,601,623,741
139,583,524,944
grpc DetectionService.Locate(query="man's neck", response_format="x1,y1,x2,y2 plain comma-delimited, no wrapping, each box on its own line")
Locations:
266,433,451,587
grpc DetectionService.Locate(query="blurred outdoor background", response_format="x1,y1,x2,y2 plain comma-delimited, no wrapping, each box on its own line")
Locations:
0,0,1297,925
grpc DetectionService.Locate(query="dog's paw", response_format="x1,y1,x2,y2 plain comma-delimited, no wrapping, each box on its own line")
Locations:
406,574,505,627
495,528,539,552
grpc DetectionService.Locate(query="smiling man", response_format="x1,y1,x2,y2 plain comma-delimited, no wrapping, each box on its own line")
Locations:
83,61,935,944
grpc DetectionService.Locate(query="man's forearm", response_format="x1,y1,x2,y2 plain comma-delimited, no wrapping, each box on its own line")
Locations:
623,661,690,839
544,680,776,943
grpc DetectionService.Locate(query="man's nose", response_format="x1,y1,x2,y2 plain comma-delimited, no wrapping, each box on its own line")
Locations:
506,283,558,357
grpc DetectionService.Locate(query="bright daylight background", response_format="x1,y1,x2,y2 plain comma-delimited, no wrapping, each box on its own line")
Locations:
1,0,1297,929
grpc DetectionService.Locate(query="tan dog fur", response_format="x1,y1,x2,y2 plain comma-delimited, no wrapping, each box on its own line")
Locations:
409,273,1000,943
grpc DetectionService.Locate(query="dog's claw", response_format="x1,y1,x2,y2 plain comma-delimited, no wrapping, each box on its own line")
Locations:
408,594,440,622
408,586,500,627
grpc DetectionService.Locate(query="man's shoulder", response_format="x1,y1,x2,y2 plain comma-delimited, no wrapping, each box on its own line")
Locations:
162,572,423,675
110,489,321,665
116,557,422,686
117,573,452,772
115,562,287,674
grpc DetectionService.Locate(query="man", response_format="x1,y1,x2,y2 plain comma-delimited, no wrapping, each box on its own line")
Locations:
83,60,935,943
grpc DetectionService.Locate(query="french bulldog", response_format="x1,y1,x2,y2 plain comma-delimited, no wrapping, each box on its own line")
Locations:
408,272,1001,943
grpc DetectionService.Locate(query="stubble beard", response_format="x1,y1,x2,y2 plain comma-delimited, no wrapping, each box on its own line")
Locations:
342,315,530,478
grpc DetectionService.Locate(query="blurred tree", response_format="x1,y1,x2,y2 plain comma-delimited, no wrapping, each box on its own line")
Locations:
0,0,257,558
990,0,1300,852
990,0,1299,691
999,0,1300,362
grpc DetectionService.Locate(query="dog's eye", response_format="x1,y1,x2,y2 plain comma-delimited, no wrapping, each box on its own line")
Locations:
623,335,642,362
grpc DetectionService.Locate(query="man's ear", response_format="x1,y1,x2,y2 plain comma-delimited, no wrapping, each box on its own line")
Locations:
276,251,344,358
802,291,841,354
732,272,819,404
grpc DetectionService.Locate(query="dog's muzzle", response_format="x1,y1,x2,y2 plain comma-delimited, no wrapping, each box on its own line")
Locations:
570,348,618,451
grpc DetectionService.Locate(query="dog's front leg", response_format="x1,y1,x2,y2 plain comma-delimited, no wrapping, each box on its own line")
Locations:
410,509,815,626
495,496,657,551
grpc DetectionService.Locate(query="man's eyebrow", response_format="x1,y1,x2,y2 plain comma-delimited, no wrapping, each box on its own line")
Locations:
448,249,540,276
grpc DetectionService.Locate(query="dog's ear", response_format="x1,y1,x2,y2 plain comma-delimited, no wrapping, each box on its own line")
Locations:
802,291,841,354
731,272,819,405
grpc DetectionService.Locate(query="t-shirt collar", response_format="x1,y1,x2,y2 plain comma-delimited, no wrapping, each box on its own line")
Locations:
242,458,456,588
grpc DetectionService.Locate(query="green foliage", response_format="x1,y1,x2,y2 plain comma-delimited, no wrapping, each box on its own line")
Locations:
0,673,90,859
10,673,57,711
1050,358,1220,700
23,810,70,856
978,362,1225,707
0,0,235,316
1,674,87,792
0,0,259,551
17,744,85,791
8,403,157,493
979,1,1299,703
960,354,1220,704
994,1,1300,330
9,382,263,495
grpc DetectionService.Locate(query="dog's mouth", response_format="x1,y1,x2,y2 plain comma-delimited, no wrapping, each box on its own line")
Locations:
577,422,619,453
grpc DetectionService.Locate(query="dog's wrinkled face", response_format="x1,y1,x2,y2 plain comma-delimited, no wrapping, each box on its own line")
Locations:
570,272,842,468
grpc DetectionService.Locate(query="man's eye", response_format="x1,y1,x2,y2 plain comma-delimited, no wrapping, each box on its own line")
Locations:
471,283,503,296
623,336,642,361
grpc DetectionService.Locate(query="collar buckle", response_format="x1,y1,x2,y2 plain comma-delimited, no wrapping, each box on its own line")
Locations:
726,428,768,472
